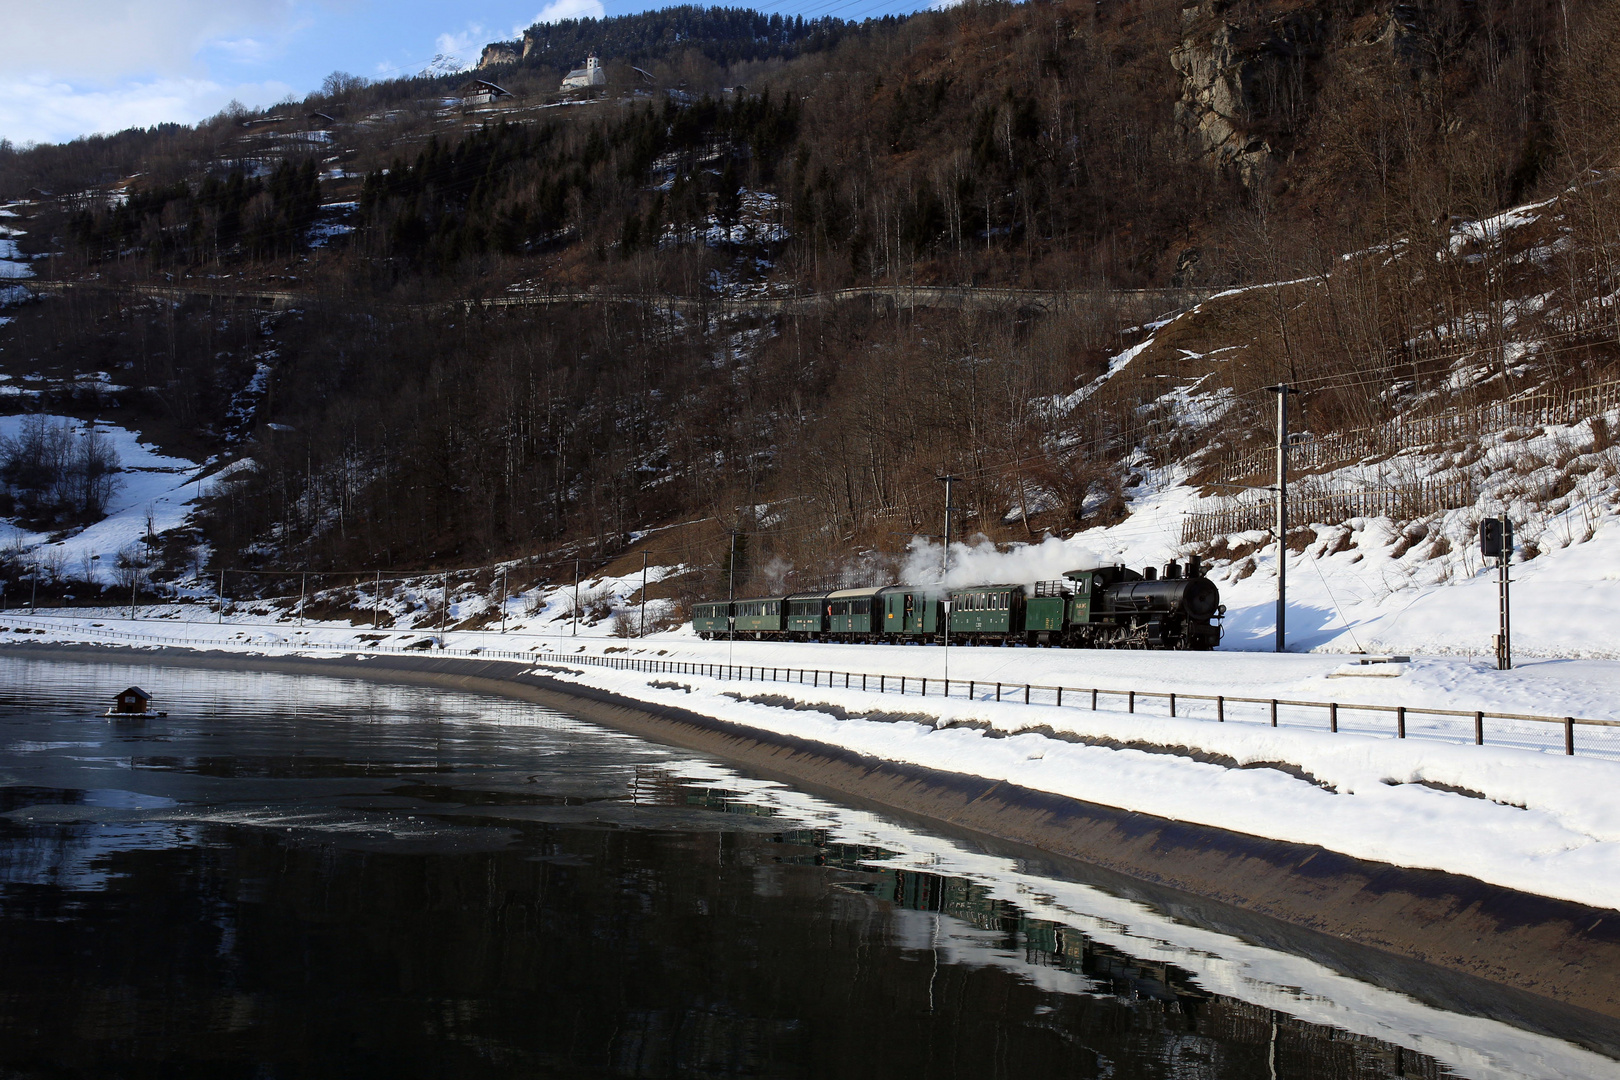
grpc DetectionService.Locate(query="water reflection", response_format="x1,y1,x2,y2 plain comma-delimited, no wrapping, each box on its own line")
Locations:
0,656,1613,1079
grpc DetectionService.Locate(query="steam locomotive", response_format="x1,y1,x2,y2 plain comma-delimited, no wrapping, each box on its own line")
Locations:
692,557,1224,650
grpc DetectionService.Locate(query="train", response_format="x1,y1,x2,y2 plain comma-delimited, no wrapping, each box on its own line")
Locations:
692,557,1224,650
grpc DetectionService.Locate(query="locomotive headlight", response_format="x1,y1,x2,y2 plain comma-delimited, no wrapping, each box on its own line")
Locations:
1217,604,1227,616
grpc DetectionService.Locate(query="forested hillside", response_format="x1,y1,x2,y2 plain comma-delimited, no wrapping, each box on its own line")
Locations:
1,0,1618,617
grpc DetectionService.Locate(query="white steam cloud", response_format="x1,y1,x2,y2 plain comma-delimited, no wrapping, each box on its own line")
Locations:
899,531,1188,590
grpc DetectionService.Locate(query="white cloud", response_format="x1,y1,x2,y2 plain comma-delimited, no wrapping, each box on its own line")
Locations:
0,1,314,144
0,73,294,147
2,1,299,83
516,0,605,35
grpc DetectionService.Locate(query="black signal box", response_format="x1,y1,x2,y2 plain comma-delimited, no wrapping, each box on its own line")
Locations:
1480,518,1513,559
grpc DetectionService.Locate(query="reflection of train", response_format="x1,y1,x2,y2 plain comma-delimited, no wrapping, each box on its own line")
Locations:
693,558,1223,650
770,831,1207,1005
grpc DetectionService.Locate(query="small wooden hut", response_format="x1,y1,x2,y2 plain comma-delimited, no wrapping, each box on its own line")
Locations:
110,687,153,715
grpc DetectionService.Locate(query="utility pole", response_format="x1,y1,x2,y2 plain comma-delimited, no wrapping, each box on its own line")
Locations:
218,568,225,624
30,569,37,613
441,572,449,640
1265,385,1298,653
298,571,307,627
373,570,381,630
1482,516,1513,669
937,474,959,682
727,532,738,643
499,568,508,635
639,550,649,638
572,558,580,637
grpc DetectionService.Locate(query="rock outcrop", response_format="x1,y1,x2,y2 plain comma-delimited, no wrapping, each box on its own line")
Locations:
478,42,521,69
1170,0,1412,183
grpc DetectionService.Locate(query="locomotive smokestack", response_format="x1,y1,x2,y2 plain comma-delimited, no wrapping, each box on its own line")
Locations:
1165,561,1181,580
1188,555,1202,578
1143,566,1157,581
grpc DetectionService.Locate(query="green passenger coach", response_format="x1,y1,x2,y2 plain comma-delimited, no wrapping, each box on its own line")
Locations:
948,585,1023,641
785,593,829,639
880,587,941,639
733,597,785,637
826,588,882,638
692,601,731,638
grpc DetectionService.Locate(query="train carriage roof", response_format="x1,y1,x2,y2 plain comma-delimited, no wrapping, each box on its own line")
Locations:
826,586,888,600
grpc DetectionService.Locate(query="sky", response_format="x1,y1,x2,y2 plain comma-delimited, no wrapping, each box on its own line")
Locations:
0,0,932,148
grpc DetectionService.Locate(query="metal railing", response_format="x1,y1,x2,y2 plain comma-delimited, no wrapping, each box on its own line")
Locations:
563,653,1614,757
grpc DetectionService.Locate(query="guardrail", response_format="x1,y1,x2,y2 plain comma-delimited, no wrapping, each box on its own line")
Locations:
565,653,1614,757
5,617,1613,758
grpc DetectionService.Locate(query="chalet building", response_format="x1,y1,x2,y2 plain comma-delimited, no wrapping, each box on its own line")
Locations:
458,79,512,106
561,54,606,91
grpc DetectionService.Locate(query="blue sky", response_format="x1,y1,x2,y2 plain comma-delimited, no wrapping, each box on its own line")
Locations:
1,0,932,148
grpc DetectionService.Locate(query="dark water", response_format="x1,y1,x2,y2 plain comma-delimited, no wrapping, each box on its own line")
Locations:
0,658,1613,1079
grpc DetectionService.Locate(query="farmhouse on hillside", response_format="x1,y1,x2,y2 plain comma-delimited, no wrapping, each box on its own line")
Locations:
457,79,512,106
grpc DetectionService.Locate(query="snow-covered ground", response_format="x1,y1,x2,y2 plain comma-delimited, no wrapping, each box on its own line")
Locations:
0,415,209,582
0,202,35,283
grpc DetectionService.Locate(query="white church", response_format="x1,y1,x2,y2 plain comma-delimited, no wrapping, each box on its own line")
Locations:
561,54,607,91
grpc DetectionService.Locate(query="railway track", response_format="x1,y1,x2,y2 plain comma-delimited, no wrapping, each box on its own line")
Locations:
20,279,1220,318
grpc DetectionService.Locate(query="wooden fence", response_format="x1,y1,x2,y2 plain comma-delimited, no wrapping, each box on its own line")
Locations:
1208,376,1620,486
1180,478,1480,544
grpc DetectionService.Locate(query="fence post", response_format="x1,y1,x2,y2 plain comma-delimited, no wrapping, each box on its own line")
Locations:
1329,703,1338,733
1475,711,1483,745
1091,689,1098,710
1129,691,1135,713
902,676,907,695
1057,687,1063,707
1397,707,1406,739
880,675,885,693
1566,717,1575,756
996,683,1001,702
1169,693,1176,718
1024,685,1030,705
1217,696,1224,722
969,680,975,699
863,673,867,691
922,678,928,696
1270,700,1278,727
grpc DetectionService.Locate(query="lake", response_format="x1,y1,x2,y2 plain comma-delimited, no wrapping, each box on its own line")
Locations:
0,655,1614,1079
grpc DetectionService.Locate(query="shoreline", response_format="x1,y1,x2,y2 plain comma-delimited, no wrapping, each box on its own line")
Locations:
10,640,1620,1048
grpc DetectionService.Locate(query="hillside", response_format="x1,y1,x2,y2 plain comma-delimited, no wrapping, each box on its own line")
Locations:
0,0,1618,632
